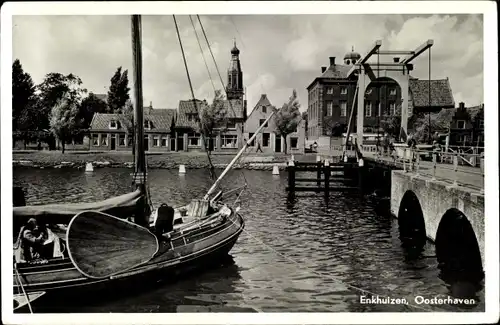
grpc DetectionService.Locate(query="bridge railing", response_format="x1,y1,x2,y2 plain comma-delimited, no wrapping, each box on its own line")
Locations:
375,148,485,192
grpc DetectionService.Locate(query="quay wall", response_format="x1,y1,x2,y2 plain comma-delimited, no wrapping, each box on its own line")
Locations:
12,151,301,171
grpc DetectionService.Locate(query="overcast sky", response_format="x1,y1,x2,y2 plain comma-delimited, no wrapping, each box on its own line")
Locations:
12,14,483,112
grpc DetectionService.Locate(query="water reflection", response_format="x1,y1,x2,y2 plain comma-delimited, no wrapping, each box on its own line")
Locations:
13,167,485,312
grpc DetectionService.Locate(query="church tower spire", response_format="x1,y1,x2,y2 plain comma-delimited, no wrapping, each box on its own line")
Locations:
226,39,243,100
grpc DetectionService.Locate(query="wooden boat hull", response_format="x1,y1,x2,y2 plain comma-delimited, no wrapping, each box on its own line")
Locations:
14,212,244,301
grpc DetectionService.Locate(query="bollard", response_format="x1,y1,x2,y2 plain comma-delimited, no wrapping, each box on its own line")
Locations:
179,164,186,174
432,153,437,181
452,155,459,187
85,162,94,172
272,165,280,175
324,159,330,196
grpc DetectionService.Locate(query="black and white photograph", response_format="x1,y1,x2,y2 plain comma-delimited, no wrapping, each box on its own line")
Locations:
2,1,498,324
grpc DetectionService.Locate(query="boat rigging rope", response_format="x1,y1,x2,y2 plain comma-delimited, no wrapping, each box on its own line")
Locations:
196,15,250,192
14,262,33,313
225,213,436,312
189,15,217,94
173,15,217,181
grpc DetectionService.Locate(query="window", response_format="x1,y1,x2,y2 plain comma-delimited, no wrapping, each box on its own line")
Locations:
109,120,120,130
221,134,237,148
340,101,347,117
365,102,372,117
259,119,268,127
227,121,236,130
154,136,160,147
119,134,126,146
457,120,466,129
248,133,255,146
479,119,484,129
327,101,333,116
290,137,298,149
378,102,382,116
327,87,333,94
262,133,270,147
127,134,133,146
389,88,396,96
262,106,267,114
389,102,396,115
341,87,347,95
101,135,108,146
144,120,152,130
188,132,200,146
366,88,373,95
92,134,99,146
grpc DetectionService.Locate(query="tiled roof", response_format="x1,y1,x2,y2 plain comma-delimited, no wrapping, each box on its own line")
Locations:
409,79,455,108
176,99,204,129
466,104,484,120
320,64,352,80
90,109,176,133
222,99,245,118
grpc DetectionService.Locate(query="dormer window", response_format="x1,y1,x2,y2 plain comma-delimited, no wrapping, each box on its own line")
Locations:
109,120,119,130
144,120,152,130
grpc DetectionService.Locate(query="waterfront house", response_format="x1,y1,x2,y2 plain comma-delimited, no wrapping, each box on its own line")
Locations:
243,94,306,154
89,108,176,152
172,98,247,152
448,102,484,147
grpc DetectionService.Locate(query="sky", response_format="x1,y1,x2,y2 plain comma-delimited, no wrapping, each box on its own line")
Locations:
12,14,484,112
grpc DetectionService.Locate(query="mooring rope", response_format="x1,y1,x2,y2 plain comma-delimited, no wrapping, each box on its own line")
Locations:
226,212,436,312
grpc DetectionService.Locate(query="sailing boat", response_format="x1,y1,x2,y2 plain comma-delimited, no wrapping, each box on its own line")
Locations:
12,15,276,304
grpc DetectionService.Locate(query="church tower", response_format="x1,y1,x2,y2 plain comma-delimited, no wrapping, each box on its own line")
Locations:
226,40,244,100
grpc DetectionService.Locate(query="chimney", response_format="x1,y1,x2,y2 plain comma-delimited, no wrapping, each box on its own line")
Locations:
393,57,400,63
149,101,153,108
459,102,465,110
321,66,327,73
260,94,267,101
329,57,336,66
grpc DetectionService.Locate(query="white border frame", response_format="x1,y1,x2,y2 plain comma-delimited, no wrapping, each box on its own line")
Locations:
2,1,498,324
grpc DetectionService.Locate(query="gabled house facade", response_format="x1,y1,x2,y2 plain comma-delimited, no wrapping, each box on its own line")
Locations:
243,94,306,154
89,108,176,152
449,102,484,147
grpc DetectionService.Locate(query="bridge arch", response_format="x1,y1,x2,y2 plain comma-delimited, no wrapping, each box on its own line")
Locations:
435,208,483,281
397,190,427,248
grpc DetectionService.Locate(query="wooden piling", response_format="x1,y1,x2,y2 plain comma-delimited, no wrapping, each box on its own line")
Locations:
324,159,330,197
288,160,295,193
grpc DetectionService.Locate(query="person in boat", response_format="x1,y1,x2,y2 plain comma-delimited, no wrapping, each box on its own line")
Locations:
153,203,175,241
20,218,48,261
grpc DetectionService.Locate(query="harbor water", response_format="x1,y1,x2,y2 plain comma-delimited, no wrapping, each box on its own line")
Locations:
13,167,485,313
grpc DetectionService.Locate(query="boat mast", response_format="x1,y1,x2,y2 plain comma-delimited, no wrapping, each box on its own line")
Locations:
203,107,279,200
131,15,149,225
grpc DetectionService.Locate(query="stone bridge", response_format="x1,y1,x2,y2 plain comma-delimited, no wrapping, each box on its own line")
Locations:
391,170,484,277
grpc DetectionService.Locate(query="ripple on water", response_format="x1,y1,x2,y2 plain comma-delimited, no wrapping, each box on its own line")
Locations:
13,167,485,313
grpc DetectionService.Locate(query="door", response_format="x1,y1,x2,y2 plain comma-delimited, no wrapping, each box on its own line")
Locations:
110,135,116,150
144,135,149,152
274,135,282,153
177,136,184,151
170,137,176,151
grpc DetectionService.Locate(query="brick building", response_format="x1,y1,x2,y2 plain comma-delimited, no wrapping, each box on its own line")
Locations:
448,102,484,147
306,48,455,141
243,94,306,154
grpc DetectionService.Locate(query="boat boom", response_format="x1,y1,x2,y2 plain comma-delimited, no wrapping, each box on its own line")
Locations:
203,107,280,200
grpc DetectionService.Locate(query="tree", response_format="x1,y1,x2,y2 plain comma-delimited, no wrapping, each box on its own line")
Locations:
107,67,130,113
301,111,308,139
380,116,401,139
49,97,80,153
274,89,301,154
12,59,37,131
123,100,135,155
37,73,87,130
200,90,228,152
78,93,108,129
412,109,454,144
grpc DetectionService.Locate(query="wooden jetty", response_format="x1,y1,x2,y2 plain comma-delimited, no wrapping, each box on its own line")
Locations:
286,156,361,194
